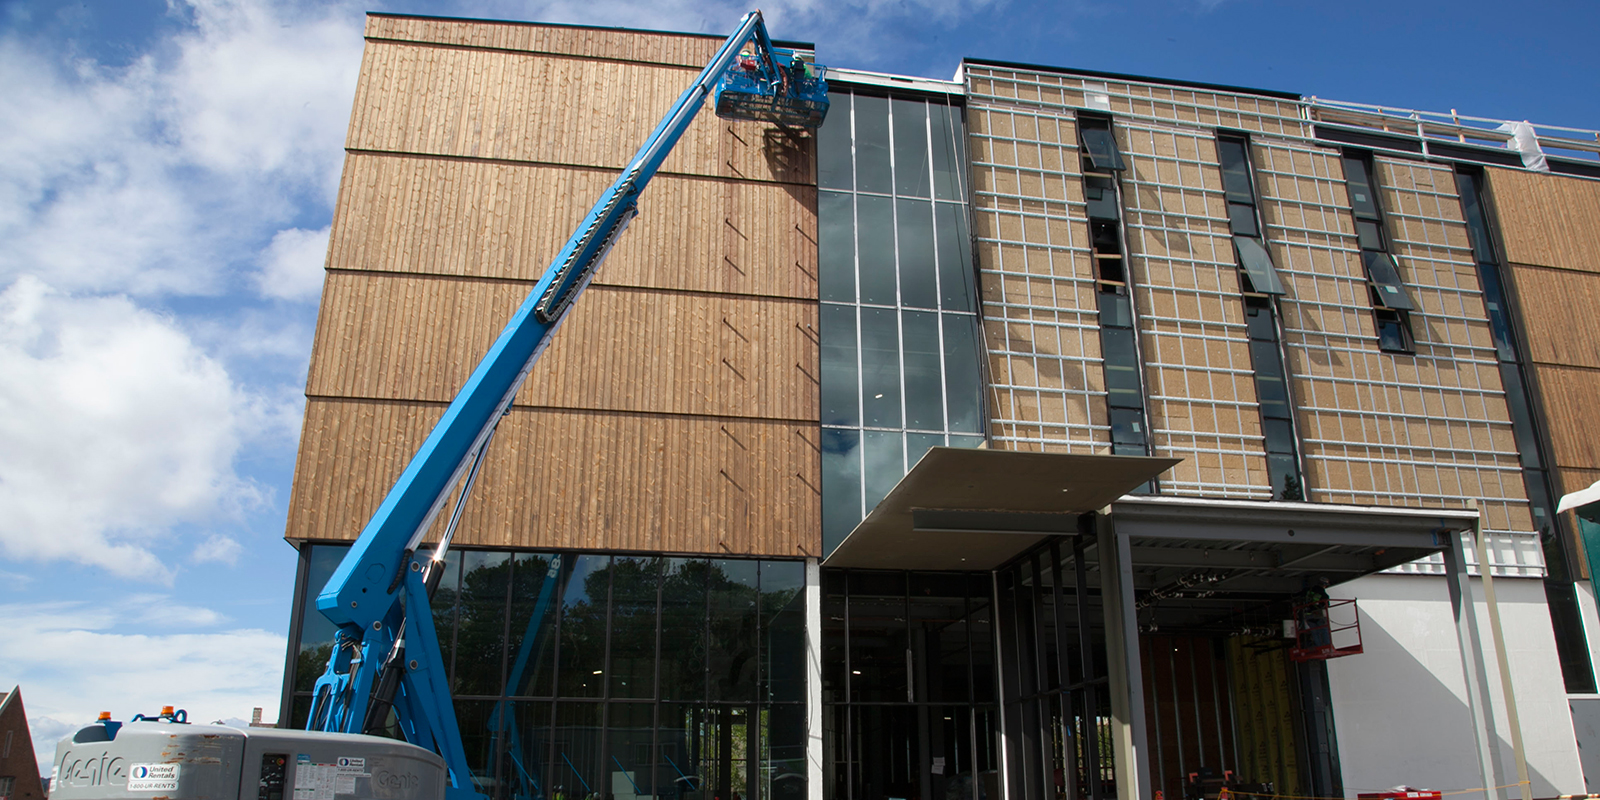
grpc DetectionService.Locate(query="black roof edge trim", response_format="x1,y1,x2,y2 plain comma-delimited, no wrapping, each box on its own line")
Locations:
365,12,813,50
961,57,1301,101
826,79,966,103
1549,158,1600,179
1314,123,1426,154
1428,141,1524,167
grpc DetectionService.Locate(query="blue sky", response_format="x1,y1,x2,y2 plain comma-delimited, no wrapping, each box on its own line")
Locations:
1,0,1595,775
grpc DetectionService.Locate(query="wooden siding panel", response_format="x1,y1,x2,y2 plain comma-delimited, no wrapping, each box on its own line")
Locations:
364,16,722,69
1487,167,1600,272
347,41,811,184
307,272,818,421
1530,365,1600,471
286,399,822,556
326,153,816,297
1507,264,1600,370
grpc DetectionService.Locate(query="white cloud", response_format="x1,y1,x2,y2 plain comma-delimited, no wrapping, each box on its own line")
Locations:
0,0,363,298
192,534,244,565
0,599,284,775
0,277,279,581
256,225,329,301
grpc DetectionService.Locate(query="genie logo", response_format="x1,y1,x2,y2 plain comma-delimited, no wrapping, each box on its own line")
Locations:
375,770,419,794
57,751,127,787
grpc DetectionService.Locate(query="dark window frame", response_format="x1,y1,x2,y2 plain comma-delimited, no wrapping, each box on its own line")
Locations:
1341,149,1417,354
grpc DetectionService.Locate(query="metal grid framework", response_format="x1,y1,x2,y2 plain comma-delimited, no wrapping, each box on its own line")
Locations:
962,66,1544,576
966,101,1106,452
1118,118,1270,499
1252,141,1540,575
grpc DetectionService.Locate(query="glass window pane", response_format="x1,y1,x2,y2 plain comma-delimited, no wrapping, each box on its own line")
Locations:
1251,340,1290,417
551,702,603,796
1217,138,1255,203
607,702,655,798
907,431,944,470
1376,313,1409,352
1456,171,1498,263
848,583,908,703
659,559,707,701
295,544,354,693
854,94,892,194
820,303,860,428
708,559,760,702
504,701,552,800
860,307,902,428
893,98,932,198
936,202,976,312
822,427,863,554
1235,236,1285,295
1263,418,1297,455
1268,453,1300,500
1101,326,1143,409
816,92,853,191
857,195,897,305
818,191,856,303
763,703,808,800
1085,174,1120,221
931,103,964,202
453,698,498,790
897,198,938,309
1080,125,1125,171
950,433,986,448
1245,300,1277,341
608,557,661,699
1356,219,1385,251
863,430,905,510
1343,156,1379,219
557,555,610,698
507,552,561,698
1228,202,1259,237
761,561,807,704
1098,285,1133,327
656,704,708,800
903,310,944,431
1501,363,1544,469
967,583,996,703
1362,251,1416,311
942,314,985,434
456,551,511,697
1109,407,1146,446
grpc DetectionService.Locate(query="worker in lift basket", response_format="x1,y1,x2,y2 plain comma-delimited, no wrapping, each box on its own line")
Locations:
1298,578,1332,651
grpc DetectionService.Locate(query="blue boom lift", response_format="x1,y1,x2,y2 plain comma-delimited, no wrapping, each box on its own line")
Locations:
304,11,828,800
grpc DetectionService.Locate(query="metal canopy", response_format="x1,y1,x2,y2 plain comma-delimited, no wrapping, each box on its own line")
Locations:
822,448,1179,570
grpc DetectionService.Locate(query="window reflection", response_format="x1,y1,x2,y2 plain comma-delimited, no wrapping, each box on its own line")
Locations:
286,546,811,800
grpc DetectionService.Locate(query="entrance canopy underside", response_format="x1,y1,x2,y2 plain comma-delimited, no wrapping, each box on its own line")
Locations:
824,447,1180,570
824,450,1480,600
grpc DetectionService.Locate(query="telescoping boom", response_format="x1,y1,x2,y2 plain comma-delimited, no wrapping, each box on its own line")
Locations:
304,12,829,800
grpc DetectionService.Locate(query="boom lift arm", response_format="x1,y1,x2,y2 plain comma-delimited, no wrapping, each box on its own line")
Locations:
305,12,827,800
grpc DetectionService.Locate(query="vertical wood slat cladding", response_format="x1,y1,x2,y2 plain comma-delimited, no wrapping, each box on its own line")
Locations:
1506,264,1600,370
1526,366,1600,471
288,399,822,555
365,15,721,69
285,18,821,557
307,272,819,420
1487,167,1600,273
328,152,817,298
348,41,812,184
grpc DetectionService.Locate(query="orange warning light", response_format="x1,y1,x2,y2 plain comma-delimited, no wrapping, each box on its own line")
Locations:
98,712,112,721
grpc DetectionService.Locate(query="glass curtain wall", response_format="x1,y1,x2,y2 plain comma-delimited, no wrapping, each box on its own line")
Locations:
285,544,809,800
816,88,988,554
820,569,999,800
993,540,1117,800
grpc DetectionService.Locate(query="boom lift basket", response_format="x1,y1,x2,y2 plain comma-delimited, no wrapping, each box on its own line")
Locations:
1289,597,1364,662
715,51,829,127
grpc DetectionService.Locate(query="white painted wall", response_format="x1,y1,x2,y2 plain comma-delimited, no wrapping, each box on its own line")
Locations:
1326,573,1584,799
